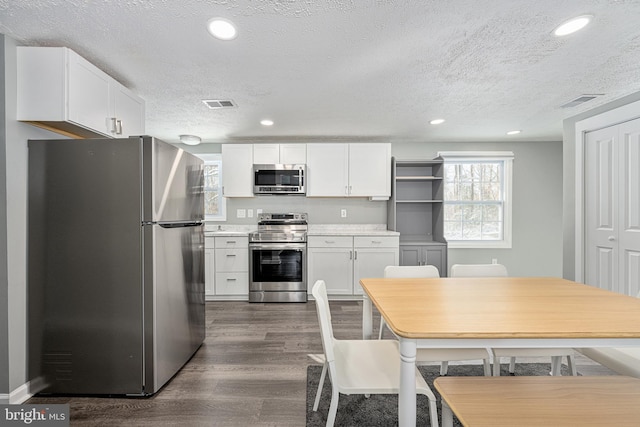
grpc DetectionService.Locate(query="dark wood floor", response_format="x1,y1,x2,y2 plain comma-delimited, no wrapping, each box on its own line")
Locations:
27,300,616,426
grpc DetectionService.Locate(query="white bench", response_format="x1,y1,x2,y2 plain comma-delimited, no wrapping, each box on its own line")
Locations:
576,347,640,377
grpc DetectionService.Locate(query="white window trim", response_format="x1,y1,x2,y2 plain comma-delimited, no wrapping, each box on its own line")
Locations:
438,151,514,249
198,153,227,222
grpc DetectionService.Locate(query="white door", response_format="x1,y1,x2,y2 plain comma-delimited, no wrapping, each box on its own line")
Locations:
585,118,640,296
306,143,349,196
221,144,254,197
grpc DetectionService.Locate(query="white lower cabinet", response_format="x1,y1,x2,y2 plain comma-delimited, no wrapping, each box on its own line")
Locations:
307,235,399,297
205,237,215,298
213,236,249,298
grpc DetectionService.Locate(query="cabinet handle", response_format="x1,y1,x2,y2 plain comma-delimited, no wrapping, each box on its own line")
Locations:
109,117,118,133
227,241,236,244
354,250,358,260
226,254,236,257
349,250,353,260
371,240,382,244
345,186,349,195
116,119,123,135
349,185,352,194
226,278,237,281
325,240,335,244
608,236,616,241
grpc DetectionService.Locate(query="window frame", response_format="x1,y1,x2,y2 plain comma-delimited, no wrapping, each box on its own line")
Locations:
438,151,514,249
198,153,226,222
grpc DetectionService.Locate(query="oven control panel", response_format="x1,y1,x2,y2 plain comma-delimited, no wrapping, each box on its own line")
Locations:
258,212,307,222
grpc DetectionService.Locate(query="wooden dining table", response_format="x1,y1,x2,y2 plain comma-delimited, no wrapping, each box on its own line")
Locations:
359,277,640,427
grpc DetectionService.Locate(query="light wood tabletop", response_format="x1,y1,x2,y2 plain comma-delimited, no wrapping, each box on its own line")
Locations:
359,277,640,427
434,375,640,427
360,277,640,340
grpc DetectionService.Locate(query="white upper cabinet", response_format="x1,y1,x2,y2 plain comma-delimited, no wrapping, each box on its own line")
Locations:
17,46,145,138
222,144,254,197
306,143,350,196
306,143,391,198
253,144,306,164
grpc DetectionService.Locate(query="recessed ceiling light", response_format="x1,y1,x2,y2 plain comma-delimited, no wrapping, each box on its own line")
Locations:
430,119,445,125
506,130,521,135
207,18,237,41
553,15,593,37
260,119,274,126
179,134,202,145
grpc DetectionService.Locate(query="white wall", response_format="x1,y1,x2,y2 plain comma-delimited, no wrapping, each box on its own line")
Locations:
1,35,66,401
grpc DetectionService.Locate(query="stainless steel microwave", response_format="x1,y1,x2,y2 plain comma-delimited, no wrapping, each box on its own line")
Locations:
253,164,305,195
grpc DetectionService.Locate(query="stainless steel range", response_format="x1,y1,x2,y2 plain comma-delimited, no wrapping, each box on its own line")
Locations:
249,213,308,302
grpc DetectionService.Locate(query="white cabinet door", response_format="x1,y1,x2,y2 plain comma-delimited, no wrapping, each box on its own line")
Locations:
349,143,391,198
222,144,254,197
353,247,398,295
67,49,112,135
110,81,145,137
306,143,349,196
205,244,215,297
307,247,353,295
253,144,306,164
280,144,307,164
253,144,280,164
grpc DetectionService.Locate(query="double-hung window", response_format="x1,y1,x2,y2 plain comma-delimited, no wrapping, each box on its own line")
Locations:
438,151,514,248
199,154,226,221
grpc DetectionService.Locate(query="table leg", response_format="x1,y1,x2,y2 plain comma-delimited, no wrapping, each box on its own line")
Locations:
441,400,453,427
362,293,373,340
399,338,417,427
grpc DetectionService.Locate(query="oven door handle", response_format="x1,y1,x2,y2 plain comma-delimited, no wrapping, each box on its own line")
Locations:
249,243,306,250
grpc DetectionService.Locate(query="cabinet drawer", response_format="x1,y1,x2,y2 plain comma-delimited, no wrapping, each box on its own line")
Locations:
215,272,249,296
215,249,249,272
214,236,248,249
307,235,353,248
354,235,399,248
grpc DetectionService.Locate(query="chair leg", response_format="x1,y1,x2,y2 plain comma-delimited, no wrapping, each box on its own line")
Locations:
326,384,339,427
313,362,327,411
567,354,577,376
493,357,501,376
482,358,491,376
378,316,386,340
428,395,440,427
440,361,449,376
551,356,562,376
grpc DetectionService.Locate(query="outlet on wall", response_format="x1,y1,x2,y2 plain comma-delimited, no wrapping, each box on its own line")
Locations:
247,209,253,218
491,258,498,264
237,209,246,218
341,209,347,218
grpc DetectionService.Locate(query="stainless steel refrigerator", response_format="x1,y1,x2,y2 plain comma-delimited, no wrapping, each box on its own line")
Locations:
28,136,205,396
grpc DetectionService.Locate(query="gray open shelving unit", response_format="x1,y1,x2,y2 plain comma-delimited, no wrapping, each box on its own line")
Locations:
387,157,448,276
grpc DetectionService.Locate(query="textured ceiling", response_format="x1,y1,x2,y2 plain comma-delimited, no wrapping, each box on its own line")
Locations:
2,0,640,145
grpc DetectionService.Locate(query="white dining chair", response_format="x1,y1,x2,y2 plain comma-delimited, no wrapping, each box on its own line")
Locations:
449,263,577,377
311,280,439,427
379,265,492,376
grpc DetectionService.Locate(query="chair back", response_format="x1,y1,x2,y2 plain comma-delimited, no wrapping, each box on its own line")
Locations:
450,263,508,277
312,280,336,364
383,264,440,278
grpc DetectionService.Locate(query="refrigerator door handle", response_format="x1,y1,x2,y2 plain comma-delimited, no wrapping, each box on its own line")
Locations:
147,221,203,228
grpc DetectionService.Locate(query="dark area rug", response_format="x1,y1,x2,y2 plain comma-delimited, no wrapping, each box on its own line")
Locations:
306,363,573,426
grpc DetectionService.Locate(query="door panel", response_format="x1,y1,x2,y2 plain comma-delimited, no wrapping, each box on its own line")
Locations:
623,249,640,297
144,137,204,222
585,127,618,291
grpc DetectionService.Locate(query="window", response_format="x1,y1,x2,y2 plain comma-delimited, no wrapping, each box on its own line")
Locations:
199,154,226,221
438,151,514,248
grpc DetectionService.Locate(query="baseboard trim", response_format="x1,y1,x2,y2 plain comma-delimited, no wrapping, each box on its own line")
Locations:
0,382,33,404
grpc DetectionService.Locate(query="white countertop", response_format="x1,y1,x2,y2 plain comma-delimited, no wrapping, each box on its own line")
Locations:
204,224,399,237
307,224,399,236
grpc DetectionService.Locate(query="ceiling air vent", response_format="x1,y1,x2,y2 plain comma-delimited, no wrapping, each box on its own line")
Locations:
202,99,237,109
560,94,603,109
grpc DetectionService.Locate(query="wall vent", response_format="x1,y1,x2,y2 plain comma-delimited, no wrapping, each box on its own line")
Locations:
560,94,603,108
202,99,237,109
